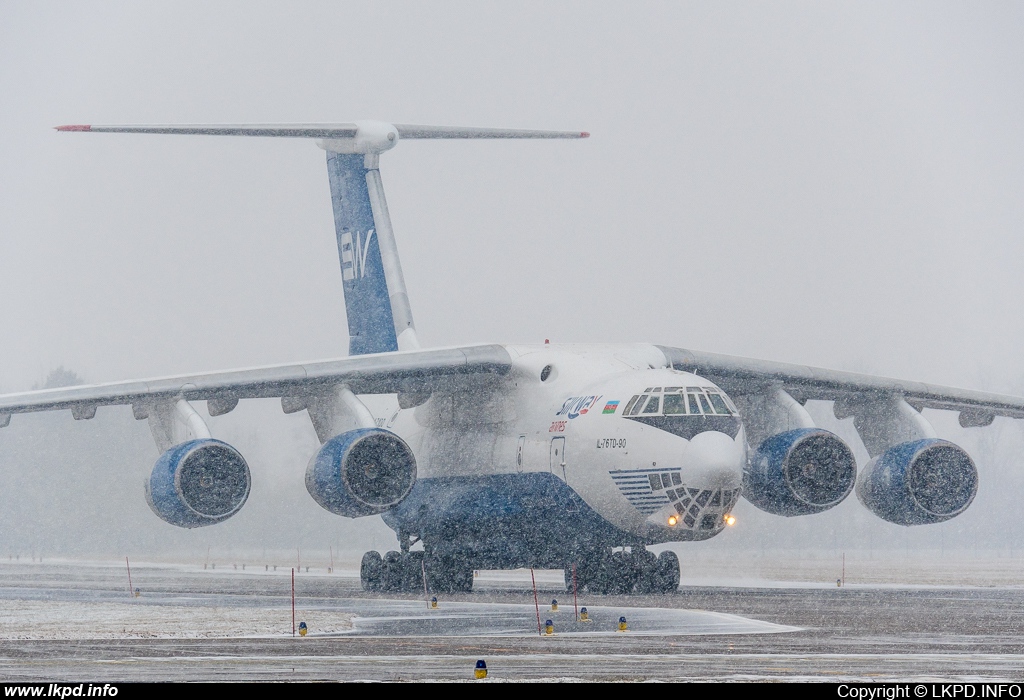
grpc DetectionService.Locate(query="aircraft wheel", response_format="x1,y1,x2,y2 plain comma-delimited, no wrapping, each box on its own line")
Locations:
403,551,425,592
425,554,473,594
563,562,584,593
382,550,404,592
566,551,603,592
612,550,638,594
360,551,383,591
594,551,632,595
633,548,659,594
452,566,474,593
591,553,616,594
655,550,680,593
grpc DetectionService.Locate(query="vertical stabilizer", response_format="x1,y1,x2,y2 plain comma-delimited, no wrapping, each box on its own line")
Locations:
326,152,406,355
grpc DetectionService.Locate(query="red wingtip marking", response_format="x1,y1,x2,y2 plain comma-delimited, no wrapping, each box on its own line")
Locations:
580,132,590,138
55,125,91,132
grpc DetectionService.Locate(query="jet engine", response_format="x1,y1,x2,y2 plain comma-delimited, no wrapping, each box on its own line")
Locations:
146,439,251,528
856,438,977,525
305,428,417,518
744,428,857,516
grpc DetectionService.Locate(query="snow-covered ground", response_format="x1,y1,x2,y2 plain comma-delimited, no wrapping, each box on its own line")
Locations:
0,559,1021,681
0,599,354,639
0,561,795,640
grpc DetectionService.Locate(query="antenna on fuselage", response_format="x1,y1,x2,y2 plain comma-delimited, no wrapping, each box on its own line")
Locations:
56,121,589,355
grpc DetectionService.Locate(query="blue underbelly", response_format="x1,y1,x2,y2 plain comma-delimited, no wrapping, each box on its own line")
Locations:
382,472,633,568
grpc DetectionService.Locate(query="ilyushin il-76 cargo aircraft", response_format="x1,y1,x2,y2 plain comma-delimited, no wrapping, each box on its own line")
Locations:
0,121,1019,595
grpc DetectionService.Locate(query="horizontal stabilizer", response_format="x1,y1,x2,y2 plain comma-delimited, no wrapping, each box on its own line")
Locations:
55,124,362,138
55,122,589,140
395,125,588,139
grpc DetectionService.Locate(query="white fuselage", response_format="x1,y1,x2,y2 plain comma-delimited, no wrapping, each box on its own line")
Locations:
363,344,747,545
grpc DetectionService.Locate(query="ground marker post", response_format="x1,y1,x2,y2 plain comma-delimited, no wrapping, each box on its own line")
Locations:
572,563,579,621
422,559,431,608
530,568,542,636
291,568,296,637
125,557,133,597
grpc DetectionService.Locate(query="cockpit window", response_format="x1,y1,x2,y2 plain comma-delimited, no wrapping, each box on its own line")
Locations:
663,394,686,415
623,388,736,417
697,394,712,414
708,393,732,415
626,394,648,416
621,395,641,416
721,393,739,414
641,395,661,414
687,394,703,415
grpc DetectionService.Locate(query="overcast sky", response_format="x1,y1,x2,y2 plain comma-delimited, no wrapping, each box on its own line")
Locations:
1,2,1023,559
2,1,1023,393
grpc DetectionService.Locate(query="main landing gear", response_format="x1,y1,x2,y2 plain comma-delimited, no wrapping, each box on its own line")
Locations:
567,548,680,594
359,546,680,596
360,550,474,594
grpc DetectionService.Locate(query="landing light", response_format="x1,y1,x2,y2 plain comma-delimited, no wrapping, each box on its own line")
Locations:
724,514,736,526
667,515,678,526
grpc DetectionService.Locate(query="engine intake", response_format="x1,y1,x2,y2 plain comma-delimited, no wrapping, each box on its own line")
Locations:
306,428,416,518
146,439,251,528
857,438,977,525
744,428,857,516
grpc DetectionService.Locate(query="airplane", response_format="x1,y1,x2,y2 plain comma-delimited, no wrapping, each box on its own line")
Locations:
0,120,1019,595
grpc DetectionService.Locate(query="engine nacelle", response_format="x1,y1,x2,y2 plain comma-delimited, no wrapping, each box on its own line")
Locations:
744,428,857,516
305,428,416,518
857,438,977,525
146,439,251,528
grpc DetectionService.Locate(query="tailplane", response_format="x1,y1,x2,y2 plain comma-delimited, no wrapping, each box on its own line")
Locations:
56,121,589,355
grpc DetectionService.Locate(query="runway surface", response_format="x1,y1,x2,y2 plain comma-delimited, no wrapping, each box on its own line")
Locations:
0,561,1022,682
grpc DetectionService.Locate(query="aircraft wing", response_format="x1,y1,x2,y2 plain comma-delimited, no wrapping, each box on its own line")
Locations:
0,344,513,423
658,345,1024,424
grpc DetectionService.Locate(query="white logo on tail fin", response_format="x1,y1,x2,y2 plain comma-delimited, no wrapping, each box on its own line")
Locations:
339,228,376,281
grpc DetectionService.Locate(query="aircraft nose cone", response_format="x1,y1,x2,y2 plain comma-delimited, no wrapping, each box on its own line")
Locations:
685,430,745,483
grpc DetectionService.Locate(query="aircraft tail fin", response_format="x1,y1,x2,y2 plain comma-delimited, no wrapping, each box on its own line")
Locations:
56,121,588,355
